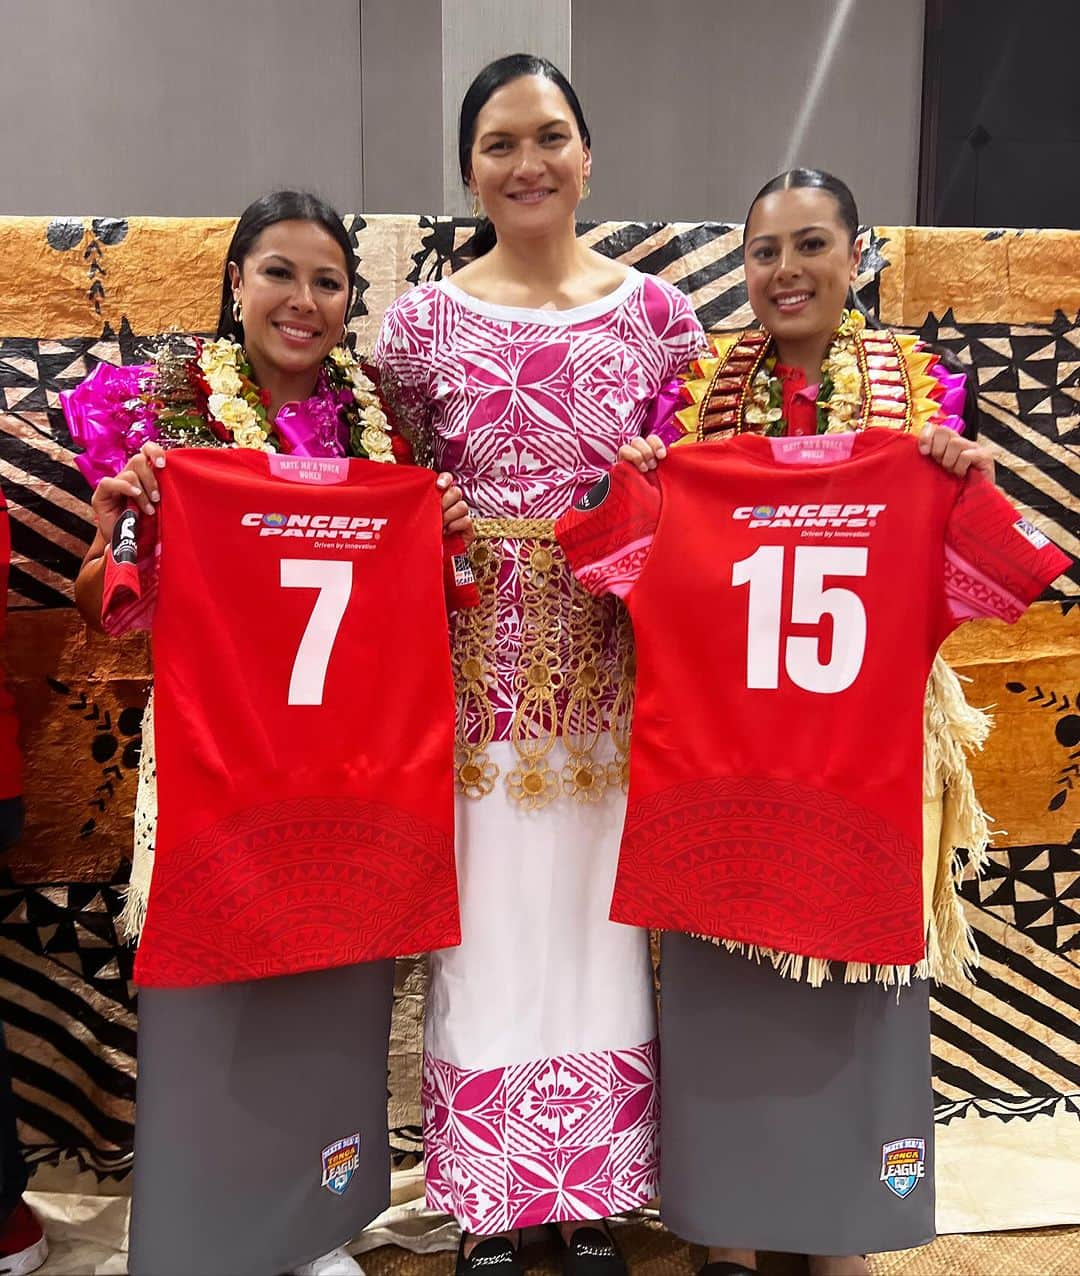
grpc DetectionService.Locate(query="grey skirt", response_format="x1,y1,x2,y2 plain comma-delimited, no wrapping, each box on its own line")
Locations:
659,933,935,1257
130,958,395,1276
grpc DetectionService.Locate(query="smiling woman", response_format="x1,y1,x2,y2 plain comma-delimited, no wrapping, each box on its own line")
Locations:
616,168,1010,1276
459,54,591,263
743,174,861,382
374,53,706,1276
220,202,353,419
61,190,473,1276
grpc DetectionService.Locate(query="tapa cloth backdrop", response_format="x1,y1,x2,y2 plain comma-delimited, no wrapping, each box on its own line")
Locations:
0,213,1076,1230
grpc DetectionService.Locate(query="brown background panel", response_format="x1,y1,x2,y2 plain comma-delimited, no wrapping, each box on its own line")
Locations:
877,226,1080,327
941,602,1080,846
5,216,1080,342
2,611,150,882
0,217,233,338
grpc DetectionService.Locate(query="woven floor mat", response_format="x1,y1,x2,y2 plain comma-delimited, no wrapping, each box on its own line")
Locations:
360,1221,1080,1276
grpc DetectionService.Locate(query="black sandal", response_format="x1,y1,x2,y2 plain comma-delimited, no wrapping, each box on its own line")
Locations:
455,1234,524,1276
550,1224,628,1276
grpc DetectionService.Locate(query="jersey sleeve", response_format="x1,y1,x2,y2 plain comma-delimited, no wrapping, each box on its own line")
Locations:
555,463,662,599
101,505,161,635
943,472,1071,629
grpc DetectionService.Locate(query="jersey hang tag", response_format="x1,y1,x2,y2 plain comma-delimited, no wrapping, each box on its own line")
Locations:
452,553,476,588
767,434,856,466
268,454,351,485
1013,517,1050,550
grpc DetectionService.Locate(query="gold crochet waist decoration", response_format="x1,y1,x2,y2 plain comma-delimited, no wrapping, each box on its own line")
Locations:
452,515,634,808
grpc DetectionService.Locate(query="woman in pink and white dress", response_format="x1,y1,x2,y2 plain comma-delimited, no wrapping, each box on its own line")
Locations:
375,54,704,1276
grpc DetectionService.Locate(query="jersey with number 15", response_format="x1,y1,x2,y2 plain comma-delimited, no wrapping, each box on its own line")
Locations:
104,448,466,989
555,429,1070,969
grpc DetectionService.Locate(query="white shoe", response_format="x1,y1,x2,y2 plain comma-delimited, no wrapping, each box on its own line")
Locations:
292,1246,366,1276
0,1201,49,1276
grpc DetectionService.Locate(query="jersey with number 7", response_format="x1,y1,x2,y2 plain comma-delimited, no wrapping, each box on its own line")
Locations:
103,448,464,988
555,429,1070,968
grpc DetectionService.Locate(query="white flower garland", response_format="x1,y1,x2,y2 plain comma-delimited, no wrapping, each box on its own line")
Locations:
189,338,395,460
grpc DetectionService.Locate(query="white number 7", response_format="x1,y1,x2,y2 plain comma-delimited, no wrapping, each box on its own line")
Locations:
280,559,353,705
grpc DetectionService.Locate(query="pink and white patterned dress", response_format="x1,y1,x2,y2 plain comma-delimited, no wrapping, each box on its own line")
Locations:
375,269,704,1233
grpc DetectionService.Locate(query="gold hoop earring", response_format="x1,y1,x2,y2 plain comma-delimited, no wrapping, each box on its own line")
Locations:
472,193,482,218
581,181,591,201
232,296,243,325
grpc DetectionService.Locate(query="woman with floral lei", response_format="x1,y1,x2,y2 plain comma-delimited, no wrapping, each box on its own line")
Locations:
65,190,470,1276
375,54,704,1276
618,169,1000,1276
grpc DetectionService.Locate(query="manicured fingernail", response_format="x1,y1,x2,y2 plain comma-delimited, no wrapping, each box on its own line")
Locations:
151,491,160,502
155,457,166,468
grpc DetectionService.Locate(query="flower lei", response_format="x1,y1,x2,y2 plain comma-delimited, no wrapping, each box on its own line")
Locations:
744,308,866,435
151,337,395,462
325,346,394,461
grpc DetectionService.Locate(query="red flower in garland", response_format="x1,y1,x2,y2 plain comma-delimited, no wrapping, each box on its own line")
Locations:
390,433,414,463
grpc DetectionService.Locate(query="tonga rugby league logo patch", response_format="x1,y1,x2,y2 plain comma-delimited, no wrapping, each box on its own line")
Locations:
321,1133,361,1195
880,1137,926,1198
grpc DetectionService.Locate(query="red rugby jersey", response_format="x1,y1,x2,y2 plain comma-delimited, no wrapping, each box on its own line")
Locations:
556,430,1070,967
104,449,462,987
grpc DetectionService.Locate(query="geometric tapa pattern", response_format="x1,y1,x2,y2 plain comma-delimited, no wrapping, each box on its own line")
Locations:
0,862,425,1180
973,839,1080,957
0,214,1077,1191
0,864,135,1179
2,223,1077,611
931,827,1080,1125
0,333,150,608
912,310,1079,604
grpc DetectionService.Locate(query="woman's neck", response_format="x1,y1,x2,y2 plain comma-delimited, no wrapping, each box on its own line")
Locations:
246,353,322,422
480,224,594,304
773,332,833,387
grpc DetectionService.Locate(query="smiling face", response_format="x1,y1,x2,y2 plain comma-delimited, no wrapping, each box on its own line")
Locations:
743,186,861,349
466,74,590,243
229,219,350,378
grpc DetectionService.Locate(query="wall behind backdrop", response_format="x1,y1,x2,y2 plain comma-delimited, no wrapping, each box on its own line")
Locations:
0,0,927,224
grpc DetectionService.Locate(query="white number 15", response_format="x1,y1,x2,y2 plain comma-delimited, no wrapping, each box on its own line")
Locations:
280,559,353,705
732,545,868,694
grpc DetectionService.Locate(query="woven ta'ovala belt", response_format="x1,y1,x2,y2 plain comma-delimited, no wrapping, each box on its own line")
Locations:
453,516,634,809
